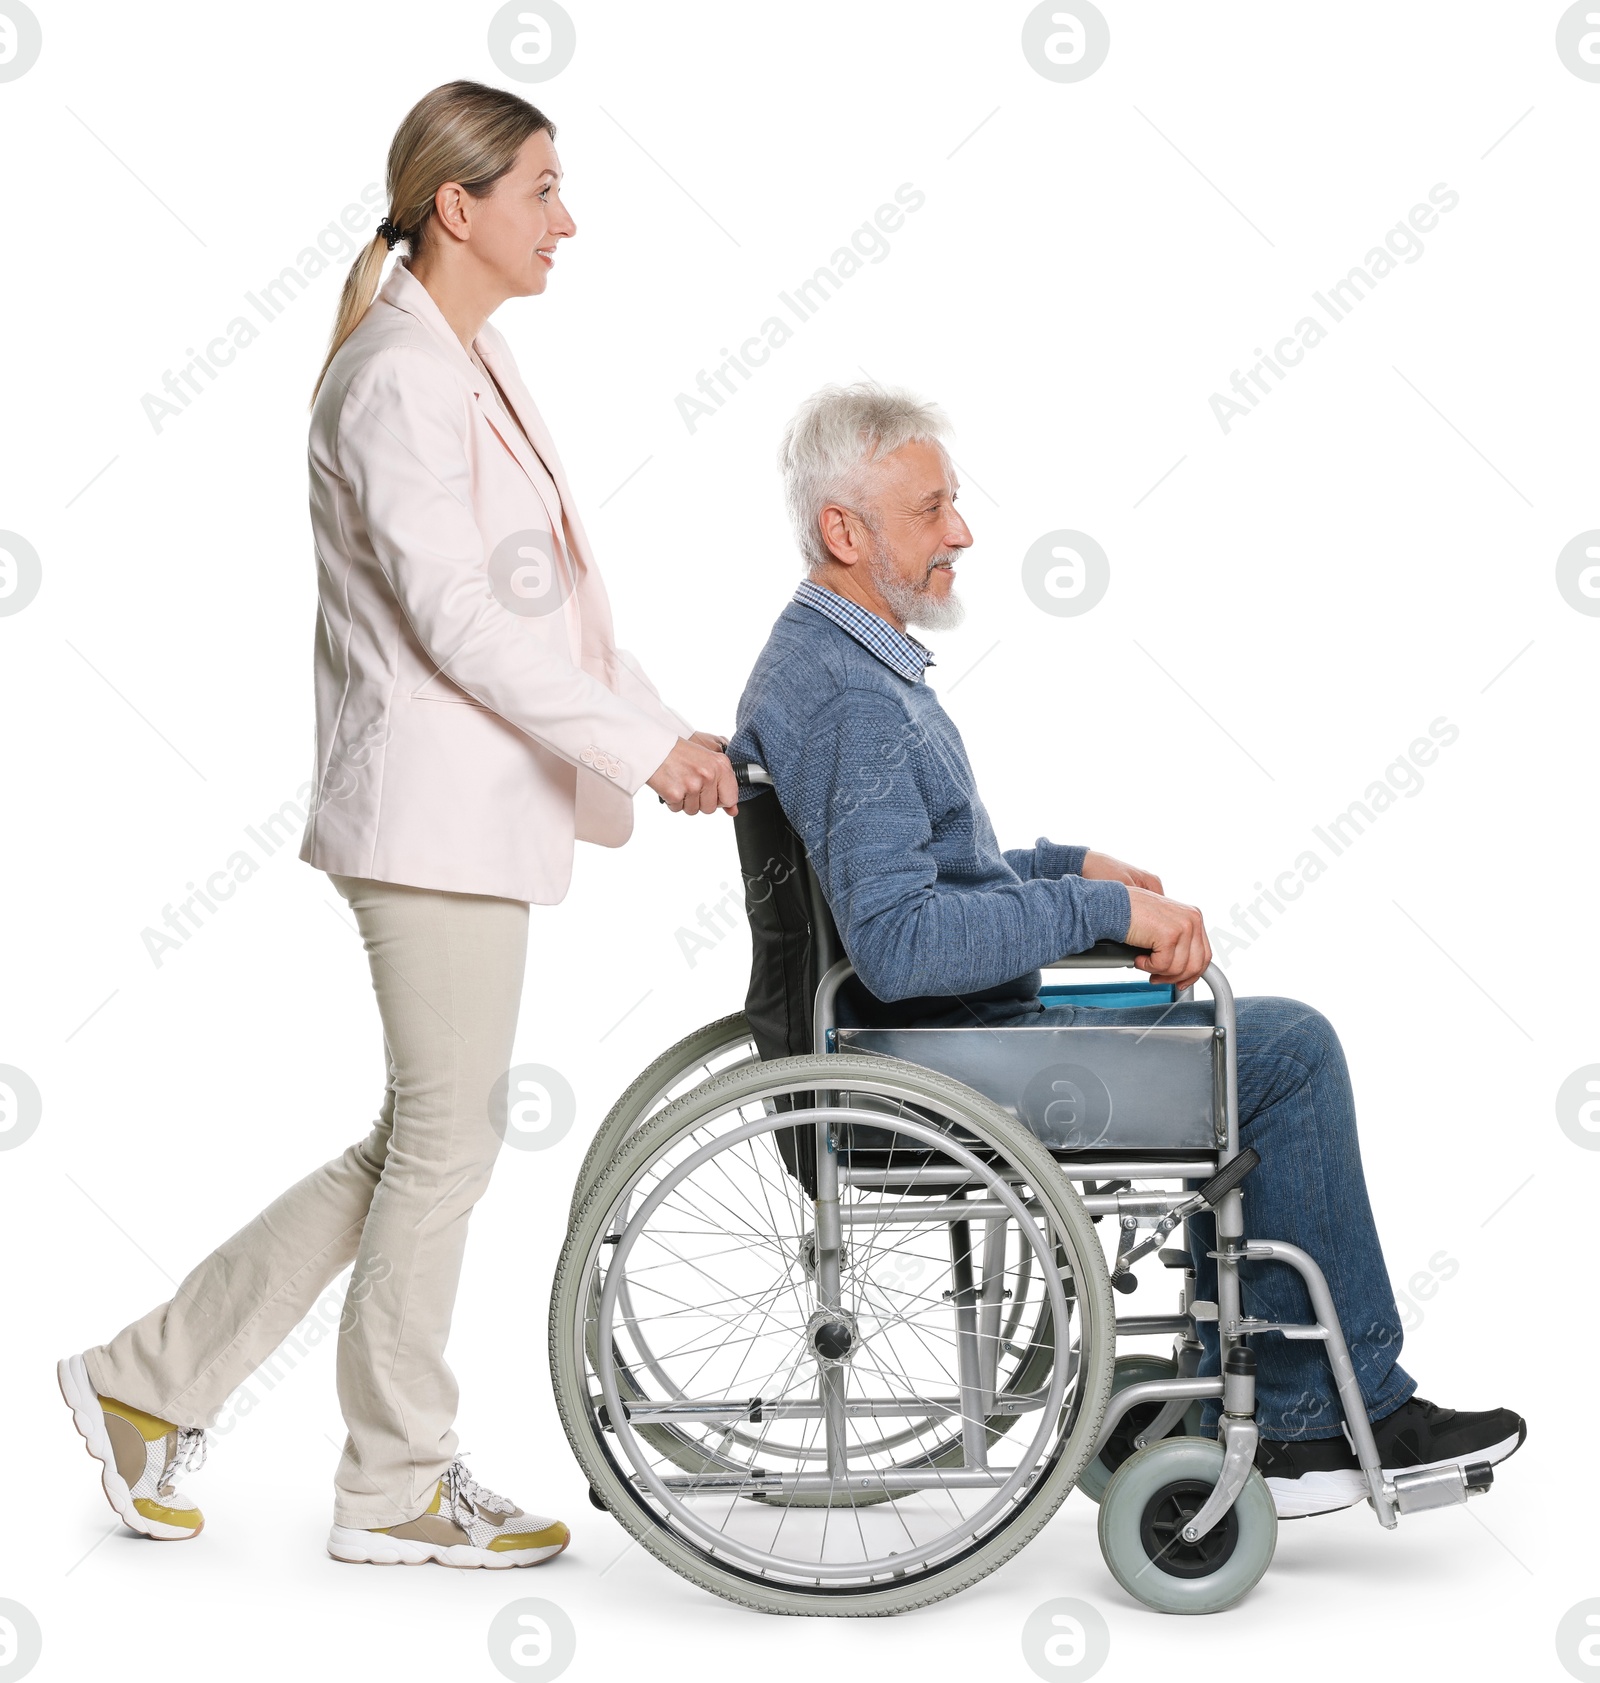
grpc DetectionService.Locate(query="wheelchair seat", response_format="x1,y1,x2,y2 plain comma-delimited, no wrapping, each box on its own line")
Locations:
834,1023,1223,1152
732,783,1224,1159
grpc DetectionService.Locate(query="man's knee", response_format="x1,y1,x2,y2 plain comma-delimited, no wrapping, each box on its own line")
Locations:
1231,995,1355,1125
1236,994,1343,1064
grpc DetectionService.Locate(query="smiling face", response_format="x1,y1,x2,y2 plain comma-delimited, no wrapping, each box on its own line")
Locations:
455,127,575,297
835,438,973,631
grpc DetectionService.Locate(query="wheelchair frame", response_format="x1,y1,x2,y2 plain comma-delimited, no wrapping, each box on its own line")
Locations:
553,773,1493,1614
819,948,1413,1540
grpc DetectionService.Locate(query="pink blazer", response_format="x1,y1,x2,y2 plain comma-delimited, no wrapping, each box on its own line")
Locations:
298,259,687,903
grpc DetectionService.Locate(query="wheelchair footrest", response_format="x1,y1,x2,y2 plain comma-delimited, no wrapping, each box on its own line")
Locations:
1390,1459,1493,1514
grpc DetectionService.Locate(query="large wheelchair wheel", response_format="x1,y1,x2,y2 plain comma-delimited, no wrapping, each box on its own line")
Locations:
549,1053,1115,1615
571,1021,1056,1494
569,1014,758,1220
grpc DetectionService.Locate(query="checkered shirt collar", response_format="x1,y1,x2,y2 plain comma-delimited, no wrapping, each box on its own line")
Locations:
792,579,935,683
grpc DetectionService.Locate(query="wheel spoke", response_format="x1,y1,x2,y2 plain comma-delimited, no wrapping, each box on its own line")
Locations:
562,1062,1108,1597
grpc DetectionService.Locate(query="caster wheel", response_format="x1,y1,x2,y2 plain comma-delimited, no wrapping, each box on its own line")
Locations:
1076,1355,1206,1503
1097,1435,1277,1614
587,1485,607,1511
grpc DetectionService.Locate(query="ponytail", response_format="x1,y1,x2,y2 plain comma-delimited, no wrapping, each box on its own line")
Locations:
310,80,554,406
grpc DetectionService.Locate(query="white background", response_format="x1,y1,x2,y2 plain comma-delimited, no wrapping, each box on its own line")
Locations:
2,2,1595,1679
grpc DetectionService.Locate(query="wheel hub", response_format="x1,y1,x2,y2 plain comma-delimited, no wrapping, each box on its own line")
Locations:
796,1233,848,1279
806,1308,859,1364
1138,1477,1241,1578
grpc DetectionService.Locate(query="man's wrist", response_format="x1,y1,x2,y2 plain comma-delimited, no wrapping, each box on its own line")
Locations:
1034,838,1089,877
1089,878,1133,944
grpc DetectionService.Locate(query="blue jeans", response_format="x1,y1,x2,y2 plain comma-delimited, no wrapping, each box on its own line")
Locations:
1017,994,1417,1440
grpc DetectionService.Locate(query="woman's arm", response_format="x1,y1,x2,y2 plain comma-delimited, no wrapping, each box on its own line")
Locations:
334,344,680,796
612,646,695,737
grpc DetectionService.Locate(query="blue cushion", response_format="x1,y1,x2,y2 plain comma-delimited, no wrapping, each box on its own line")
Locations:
1038,980,1176,1011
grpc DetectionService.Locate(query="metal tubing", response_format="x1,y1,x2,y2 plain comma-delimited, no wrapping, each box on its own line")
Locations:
1213,1194,1246,1383
1091,1376,1223,1460
812,957,856,1054
624,1396,971,1423
1202,963,1240,1162
1090,1193,1192,1217
1223,1363,1257,1417
948,1218,988,1468
840,1161,1219,1186
1135,1395,1194,1449
837,1198,1021,1224
813,1112,850,1479
1243,1238,1396,1526
805,871,839,986
976,1217,1007,1411
650,1468,1013,1494
1114,1314,1194,1336
837,1192,1188,1226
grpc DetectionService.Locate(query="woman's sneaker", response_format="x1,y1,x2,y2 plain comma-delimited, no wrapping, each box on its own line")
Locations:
1257,1396,1526,1518
57,1352,206,1540
327,1457,569,1569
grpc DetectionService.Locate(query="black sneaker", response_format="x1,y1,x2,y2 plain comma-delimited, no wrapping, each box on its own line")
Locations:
1256,1396,1526,1519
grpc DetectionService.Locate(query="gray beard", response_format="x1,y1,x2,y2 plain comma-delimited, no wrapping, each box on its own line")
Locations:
869,545,966,632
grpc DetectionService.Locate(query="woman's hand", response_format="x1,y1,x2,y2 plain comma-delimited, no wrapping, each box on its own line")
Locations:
689,731,730,753
1081,849,1163,894
648,736,739,816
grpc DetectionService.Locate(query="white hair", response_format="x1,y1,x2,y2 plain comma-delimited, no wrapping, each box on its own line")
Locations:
777,382,953,572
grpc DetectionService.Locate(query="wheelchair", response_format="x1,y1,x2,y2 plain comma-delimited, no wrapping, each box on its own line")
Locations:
549,773,1495,1616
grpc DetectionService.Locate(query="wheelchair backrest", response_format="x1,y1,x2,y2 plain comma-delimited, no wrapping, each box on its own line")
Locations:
732,784,839,1060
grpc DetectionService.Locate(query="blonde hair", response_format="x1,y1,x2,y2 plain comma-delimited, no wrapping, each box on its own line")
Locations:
310,80,555,405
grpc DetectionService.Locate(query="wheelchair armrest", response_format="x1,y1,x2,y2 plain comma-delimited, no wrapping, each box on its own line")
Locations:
1043,940,1153,969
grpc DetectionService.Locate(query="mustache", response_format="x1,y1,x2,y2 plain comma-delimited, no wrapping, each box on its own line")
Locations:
923,550,962,576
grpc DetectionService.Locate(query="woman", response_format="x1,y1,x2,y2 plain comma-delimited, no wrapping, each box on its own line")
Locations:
57,80,736,1569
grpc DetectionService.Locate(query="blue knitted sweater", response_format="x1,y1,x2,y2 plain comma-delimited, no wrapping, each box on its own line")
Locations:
728,599,1132,1027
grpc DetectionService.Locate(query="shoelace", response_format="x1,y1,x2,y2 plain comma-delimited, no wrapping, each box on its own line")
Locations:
440,1456,515,1525
157,1427,207,1496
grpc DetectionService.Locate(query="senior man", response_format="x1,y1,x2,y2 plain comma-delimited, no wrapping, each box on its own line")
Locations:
727,381,1524,1518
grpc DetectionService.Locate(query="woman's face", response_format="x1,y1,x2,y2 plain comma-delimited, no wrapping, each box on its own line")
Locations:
465,128,576,297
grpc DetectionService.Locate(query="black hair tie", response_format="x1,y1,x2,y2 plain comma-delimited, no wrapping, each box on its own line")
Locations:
376,218,402,250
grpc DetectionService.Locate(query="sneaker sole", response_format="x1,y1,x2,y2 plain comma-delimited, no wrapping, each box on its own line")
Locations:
56,1353,201,1541
1266,1425,1526,1519
326,1524,568,1569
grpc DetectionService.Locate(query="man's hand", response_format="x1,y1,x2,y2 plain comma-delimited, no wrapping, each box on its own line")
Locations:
647,736,739,816
1081,850,1163,894
1123,884,1212,990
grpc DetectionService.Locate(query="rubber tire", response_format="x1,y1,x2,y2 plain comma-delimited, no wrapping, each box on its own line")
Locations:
1076,1355,1207,1503
568,1013,755,1220
550,1051,1116,1616
1097,1436,1277,1614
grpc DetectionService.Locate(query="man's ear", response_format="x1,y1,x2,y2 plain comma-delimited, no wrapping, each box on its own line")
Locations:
818,503,863,567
